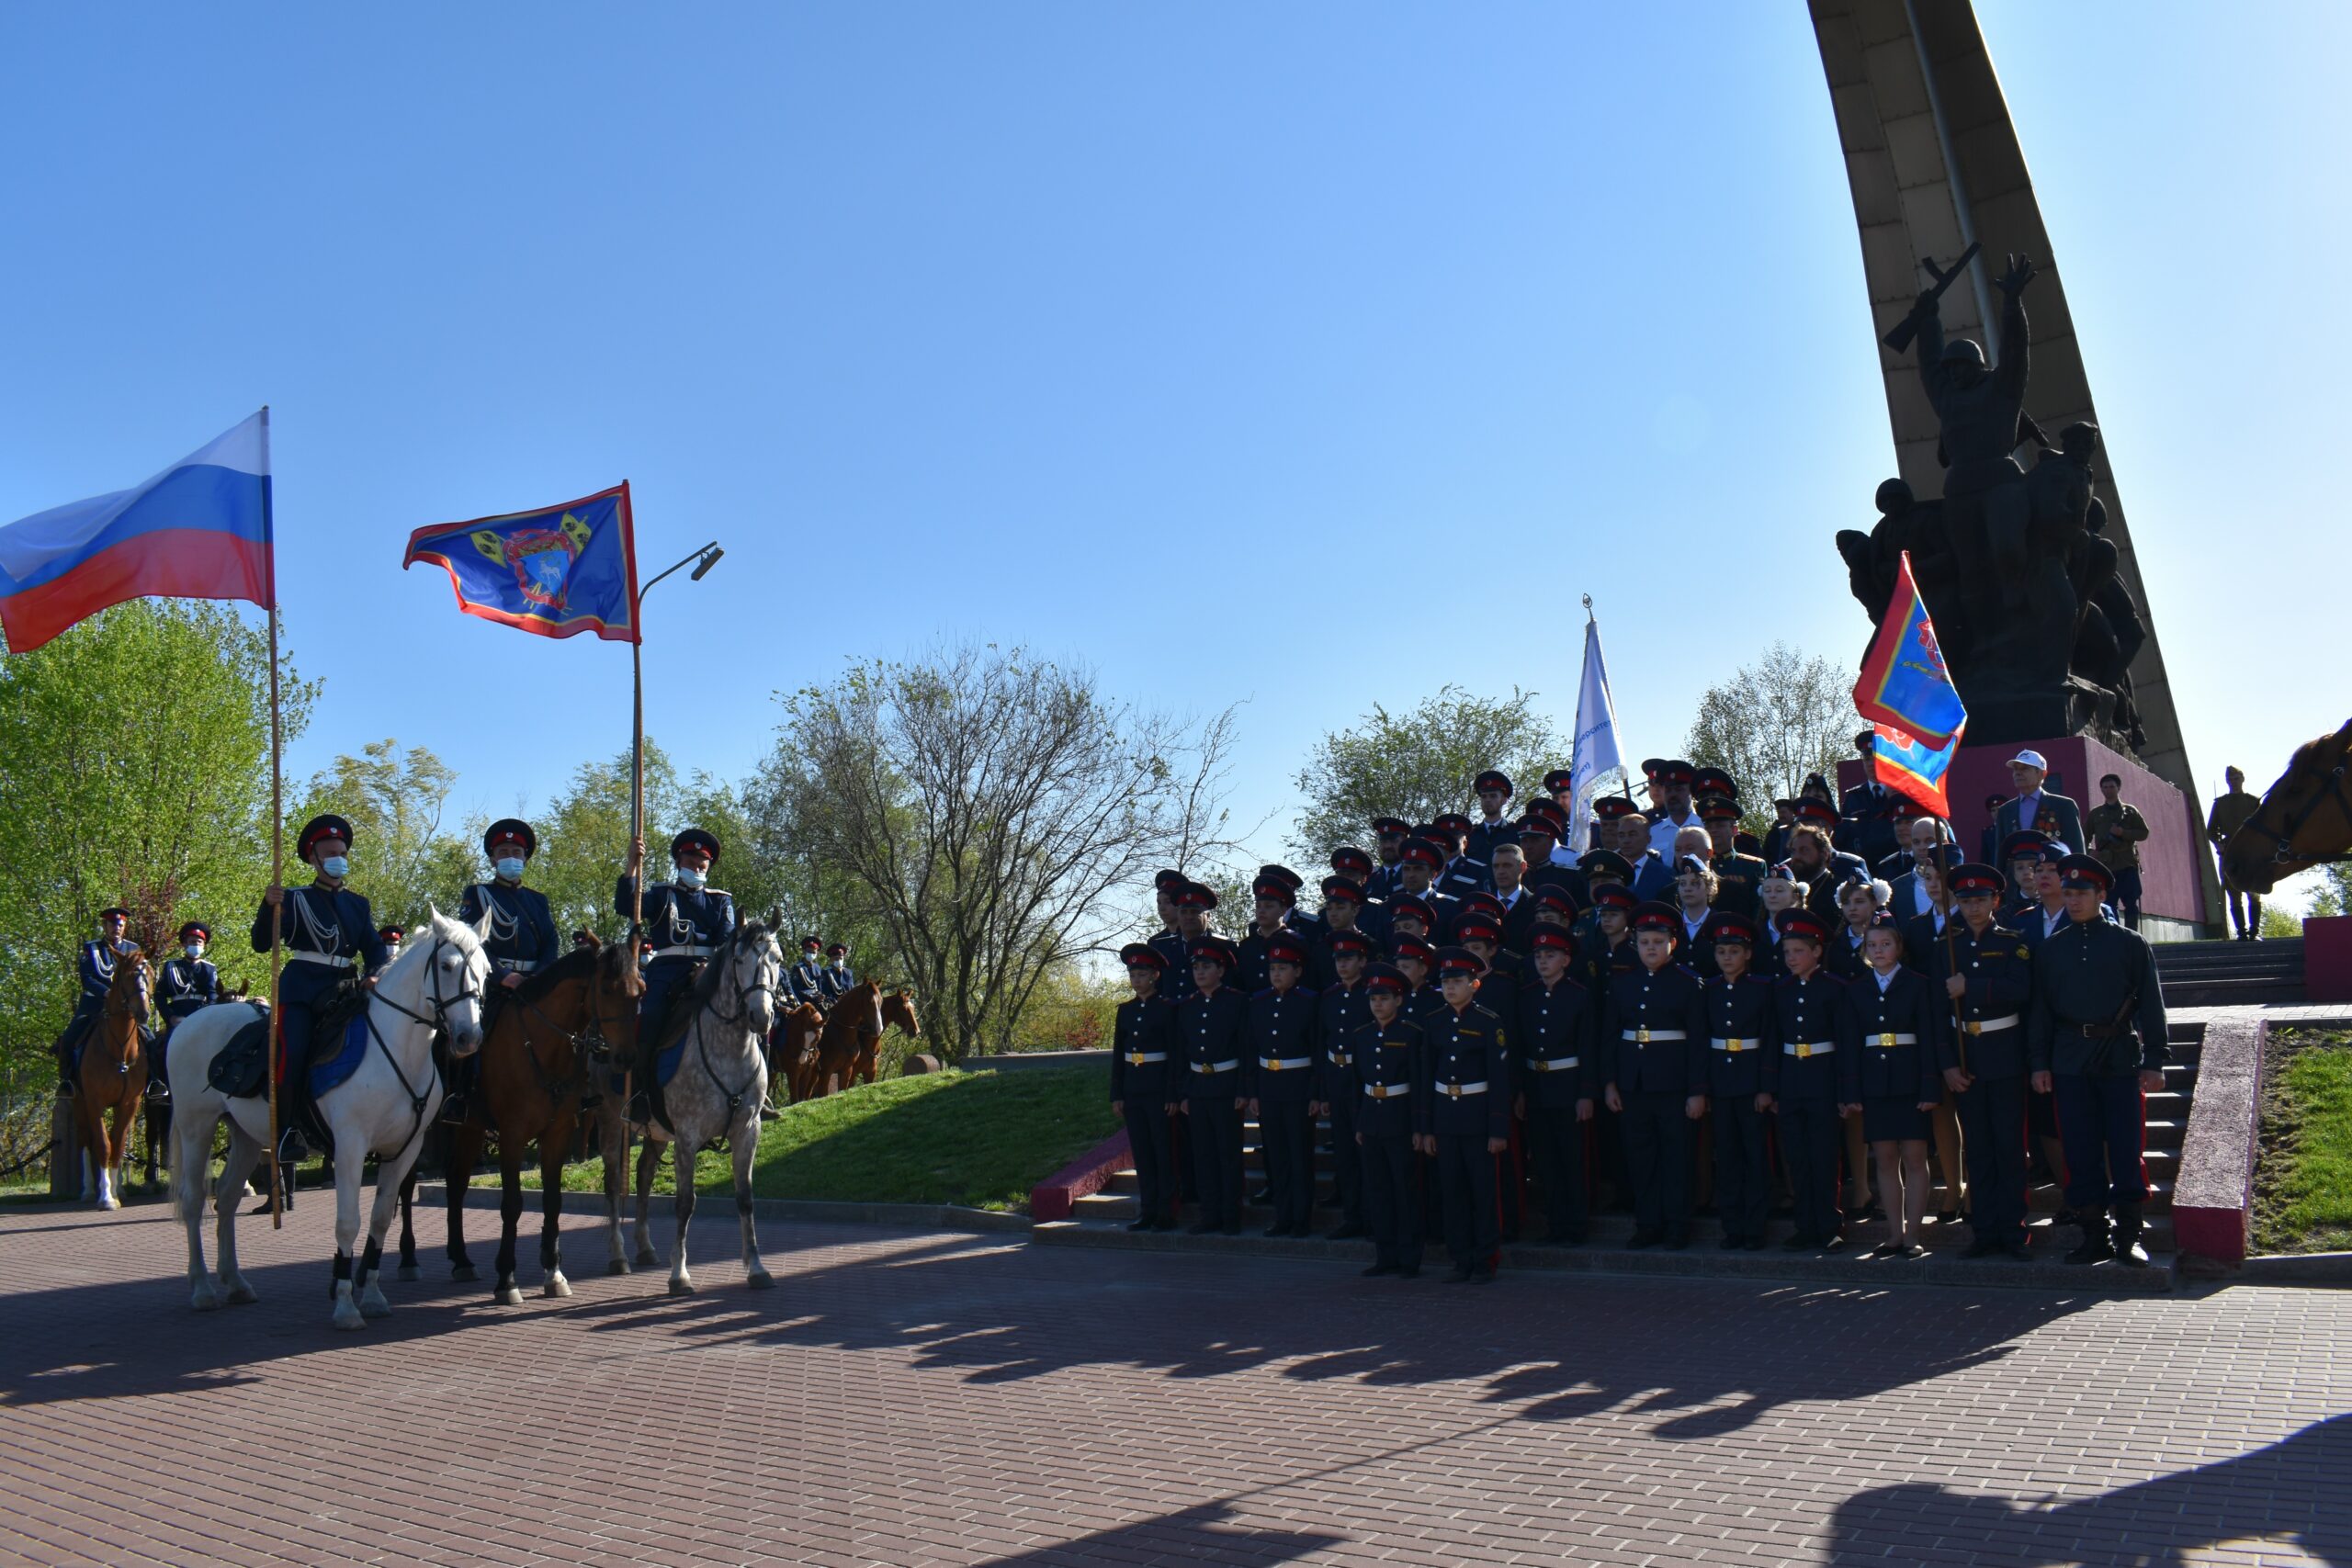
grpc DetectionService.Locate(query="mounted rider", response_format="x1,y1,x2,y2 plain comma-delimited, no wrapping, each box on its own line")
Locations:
379,925,404,962
617,827,737,1109
787,936,827,1009
818,942,854,1004
153,919,223,1101
447,818,560,1122
52,906,137,1091
253,814,390,1158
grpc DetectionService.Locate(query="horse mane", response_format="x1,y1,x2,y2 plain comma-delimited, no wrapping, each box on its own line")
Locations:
655,920,769,1050
513,944,601,1005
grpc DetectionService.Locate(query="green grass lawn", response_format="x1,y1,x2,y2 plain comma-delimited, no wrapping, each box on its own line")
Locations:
536,1065,1116,1213
2254,1030,2352,1255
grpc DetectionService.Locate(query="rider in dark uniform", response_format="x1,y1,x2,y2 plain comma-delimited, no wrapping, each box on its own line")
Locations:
819,943,855,1003
450,818,559,1122
787,937,827,1009
616,827,736,1113
54,906,136,1089
253,815,391,1157
153,919,223,1102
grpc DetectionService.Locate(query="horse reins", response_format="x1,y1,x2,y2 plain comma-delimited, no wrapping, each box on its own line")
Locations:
688,934,777,1118
361,934,487,1166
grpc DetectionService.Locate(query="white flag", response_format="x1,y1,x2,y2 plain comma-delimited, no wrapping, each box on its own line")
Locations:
1568,611,1623,854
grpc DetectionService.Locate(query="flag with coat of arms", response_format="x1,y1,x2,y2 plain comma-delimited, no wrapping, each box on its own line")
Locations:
402,481,640,643
1851,549,1966,816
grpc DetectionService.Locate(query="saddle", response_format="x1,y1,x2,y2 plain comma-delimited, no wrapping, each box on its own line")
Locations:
204,1005,276,1099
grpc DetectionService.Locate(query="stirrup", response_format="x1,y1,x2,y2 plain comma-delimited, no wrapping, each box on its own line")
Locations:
277,1125,311,1162
437,1091,469,1127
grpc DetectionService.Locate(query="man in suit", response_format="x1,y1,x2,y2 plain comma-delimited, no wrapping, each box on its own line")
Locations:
1994,750,2085,853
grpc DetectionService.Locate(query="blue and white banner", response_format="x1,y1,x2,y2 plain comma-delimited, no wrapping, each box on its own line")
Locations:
1568,611,1623,853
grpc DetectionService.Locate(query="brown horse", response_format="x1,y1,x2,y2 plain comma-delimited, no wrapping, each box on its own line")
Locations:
437,937,641,1303
808,980,885,1098
861,989,922,1087
2221,717,2352,894
774,1002,825,1104
75,946,152,1210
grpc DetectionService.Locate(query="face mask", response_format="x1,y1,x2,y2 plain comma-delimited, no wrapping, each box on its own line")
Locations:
320,855,350,879
675,864,707,889
494,857,526,882
185,943,206,961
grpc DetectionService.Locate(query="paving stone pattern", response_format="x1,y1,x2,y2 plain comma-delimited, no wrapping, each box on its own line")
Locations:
0,1200,2346,1566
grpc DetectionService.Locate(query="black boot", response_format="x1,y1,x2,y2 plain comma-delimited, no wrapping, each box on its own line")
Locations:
2065,1208,2113,1265
439,1051,474,1126
2112,1203,2151,1268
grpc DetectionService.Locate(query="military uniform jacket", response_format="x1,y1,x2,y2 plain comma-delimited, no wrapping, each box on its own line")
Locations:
2028,915,2169,1077
1515,976,1596,1109
1825,927,1874,981
616,874,736,963
1601,964,1709,1095
1465,817,1518,877
252,885,390,974
1438,858,1490,903
1149,931,1197,1004
819,964,855,1001
1421,1002,1511,1138
1701,974,1779,1099
1899,908,1958,978
157,955,220,1023
78,939,134,1000
1924,919,2032,1077
1772,970,1850,1101
1676,908,1731,981
1110,994,1182,1103
1306,922,1373,990
1710,852,1768,919
459,879,560,976
1235,928,1290,996
1407,983,1449,1030
1472,959,1521,1024
1838,965,1947,1107
1178,986,1251,1099
1576,930,1639,994
1315,983,1372,1104
1351,1017,1426,1139
1248,985,1320,1103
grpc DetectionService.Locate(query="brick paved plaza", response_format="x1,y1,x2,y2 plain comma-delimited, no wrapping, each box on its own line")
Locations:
1,1198,2346,1567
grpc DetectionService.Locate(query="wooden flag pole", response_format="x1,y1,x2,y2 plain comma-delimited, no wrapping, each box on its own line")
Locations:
260,408,285,1230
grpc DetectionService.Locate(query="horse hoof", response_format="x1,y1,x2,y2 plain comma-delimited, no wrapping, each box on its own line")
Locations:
494,1284,524,1306
544,1274,572,1299
746,1269,775,1292
191,1286,221,1312
634,1247,661,1269
667,1275,695,1296
359,1295,391,1320
223,1277,259,1306
605,1256,631,1277
96,1196,119,1212
451,1263,479,1282
332,1304,366,1332
395,1264,419,1282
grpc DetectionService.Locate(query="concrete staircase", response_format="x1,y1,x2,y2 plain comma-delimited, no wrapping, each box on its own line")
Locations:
2152,938,2306,1009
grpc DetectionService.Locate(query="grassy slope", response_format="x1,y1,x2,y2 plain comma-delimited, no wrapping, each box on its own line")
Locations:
2254,1030,2352,1255
548,1065,1117,1212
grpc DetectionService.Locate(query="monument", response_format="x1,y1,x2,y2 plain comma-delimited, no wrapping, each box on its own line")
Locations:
1810,0,2216,935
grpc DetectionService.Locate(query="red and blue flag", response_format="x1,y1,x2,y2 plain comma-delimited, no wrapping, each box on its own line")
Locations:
402,482,640,644
1853,550,1967,815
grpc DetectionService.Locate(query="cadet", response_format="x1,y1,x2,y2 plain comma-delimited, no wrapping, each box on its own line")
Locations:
254,815,391,1156
1156,883,1217,1003
820,942,855,1001
1422,946,1510,1282
1248,932,1320,1238
1389,933,1444,1024
1235,871,1297,994
1178,934,1250,1235
1453,912,1524,1238
1309,876,1374,988
1838,912,1947,1257
1773,910,1851,1250
1111,942,1182,1233
617,828,737,1111
1932,863,2035,1260
1367,817,1414,902
54,906,136,1089
1577,882,1640,991
1353,963,1427,1278
1431,812,1481,896
2029,854,2168,1267
788,936,828,1008
1392,839,1457,933
1702,914,1778,1250
1516,925,1597,1245
1601,903,1709,1247
452,818,560,1122
1314,930,1375,1238
1465,769,1518,877
1703,795,1767,918
153,919,221,1109
1326,847,1391,941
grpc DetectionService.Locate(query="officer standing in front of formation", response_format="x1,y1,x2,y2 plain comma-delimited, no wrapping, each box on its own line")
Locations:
617,828,736,1114
2030,854,2169,1267
1516,925,1596,1245
451,818,560,1122
1111,942,1181,1234
1314,929,1374,1238
1772,909,1850,1250
1352,962,1426,1278
1421,946,1510,1283
1701,913,1777,1251
1248,931,1320,1238
1602,903,1709,1248
1177,934,1249,1235
254,815,391,1159
1932,863,2036,1260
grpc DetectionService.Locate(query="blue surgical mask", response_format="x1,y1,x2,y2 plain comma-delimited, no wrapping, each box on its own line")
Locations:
320,855,350,879
675,864,707,889
494,857,526,882
185,942,206,961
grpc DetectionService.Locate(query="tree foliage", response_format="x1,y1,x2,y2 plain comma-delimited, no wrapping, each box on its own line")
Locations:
1289,685,1560,863
292,739,475,933
1683,642,1856,835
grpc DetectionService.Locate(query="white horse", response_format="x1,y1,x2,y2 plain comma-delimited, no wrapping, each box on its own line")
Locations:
167,908,489,1329
628,921,783,1294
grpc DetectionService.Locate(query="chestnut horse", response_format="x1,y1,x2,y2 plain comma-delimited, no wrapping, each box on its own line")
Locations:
864,989,922,1087
808,981,884,1099
2221,717,2352,894
75,946,153,1210
774,1001,825,1104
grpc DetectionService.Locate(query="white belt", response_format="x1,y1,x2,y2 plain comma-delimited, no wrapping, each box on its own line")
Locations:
1525,1056,1580,1072
1124,1052,1167,1066
1363,1082,1411,1100
495,958,542,973
287,952,352,968
1622,1028,1687,1043
1710,1037,1758,1054
1327,1051,1352,1066
1438,1080,1488,1099
1963,1014,2020,1036
1192,1058,1239,1075
1258,1056,1312,1072
1784,1041,1835,1058
1868,1032,1920,1047
651,944,713,960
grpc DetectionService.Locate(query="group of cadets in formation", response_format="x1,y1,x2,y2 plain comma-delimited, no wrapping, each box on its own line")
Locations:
1111,754,2169,1282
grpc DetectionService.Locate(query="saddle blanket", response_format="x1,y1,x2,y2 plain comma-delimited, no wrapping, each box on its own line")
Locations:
655,1039,685,1089
310,1011,372,1098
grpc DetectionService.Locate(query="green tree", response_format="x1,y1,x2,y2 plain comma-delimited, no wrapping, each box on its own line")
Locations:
290,739,475,934
1683,642,1857,836
0,602,315,1066
1289,685,1559,863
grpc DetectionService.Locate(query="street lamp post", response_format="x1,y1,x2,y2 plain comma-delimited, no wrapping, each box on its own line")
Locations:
629,540,724,865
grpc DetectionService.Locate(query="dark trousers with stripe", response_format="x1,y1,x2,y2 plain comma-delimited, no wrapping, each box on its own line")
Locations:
1957,1073,2030,1244
1123,1101,1177,1226
1185,1098,1244,1229
1710,1096,1771,1243
2052,1072,2149,1208
1260,1099,1316,1232
1620,1089,1691,1238
1324,1092,1363,1227
1434,1131,1498,1269
1360,1132,1422,1270
1525,1105,1589,1241
1776,1098,1844,1242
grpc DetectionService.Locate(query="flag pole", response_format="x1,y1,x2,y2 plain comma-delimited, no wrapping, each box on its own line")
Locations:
260,407,285,1230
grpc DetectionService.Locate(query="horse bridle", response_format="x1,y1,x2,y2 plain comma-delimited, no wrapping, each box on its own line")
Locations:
354,934,486,1168
369,934,489,1039
2234,751,2352,865
691,934,779,1115
512,954,631,1101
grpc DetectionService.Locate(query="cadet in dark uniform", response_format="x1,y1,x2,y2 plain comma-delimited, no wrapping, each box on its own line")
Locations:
1153,882,1216,1002
820,943,855,1002
1353,963,1427,1277
1235,872,1298,995
254,815,391,1155
1390,934,1444,1025
153,919,221,1108
1773,910,1851,1250
1423,946,1510,1282
1464,769,1518,881
1703,795,1767,919
1178,935,1250,1235
1111,942,1182,1233
1326,848,1391,942
616,828,737,1106
1576,882,1640,991
2030,854,2169,1267
1248,932,1320,1238
1453,912,1524,1239
1702,913,1778,1250
1367,817,1413,902
1838,911,1947,1257
1516,926,1597,1245
1314,930,1374,1237
1602,903,1709,1247
1930,864,2036,1260
1392,839,1459,935
55,907,137,1089
450,818,560,1122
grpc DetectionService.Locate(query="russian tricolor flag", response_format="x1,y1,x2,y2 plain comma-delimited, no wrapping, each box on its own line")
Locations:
0,411,272,651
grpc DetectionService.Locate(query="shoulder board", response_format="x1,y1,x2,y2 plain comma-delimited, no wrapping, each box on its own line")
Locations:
705,887,732,899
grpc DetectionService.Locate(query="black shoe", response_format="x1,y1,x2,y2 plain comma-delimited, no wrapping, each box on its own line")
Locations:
1743,1237,1766,1251
1783,1234,1816,1252
1126,1219,1154,1233
1857,1201,1886,1222
1262,1224,1288,1239
1934,1209,1962,1226
1249,1188,1272,1204
2004,1239,2034,1262
1626,1229,1660,1249
1821,1233,1849,1252
1902,1241,1928,1259
1962,1235,2004,1259
1665,1232,1690,1251
1361,1262,1399,1278
1187,1222,1216,1236
2066,1219,2113,1265
1326,1224,1365,1241
1446,1266,1476,1283
1717,1235,1743,1251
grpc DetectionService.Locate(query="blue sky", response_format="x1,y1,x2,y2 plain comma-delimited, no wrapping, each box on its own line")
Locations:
3,6,2345,901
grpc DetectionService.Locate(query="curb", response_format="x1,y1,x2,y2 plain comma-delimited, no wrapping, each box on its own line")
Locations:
2233,1250,2352,1286
413,1182,1029,1236
1028,1129,1131,1222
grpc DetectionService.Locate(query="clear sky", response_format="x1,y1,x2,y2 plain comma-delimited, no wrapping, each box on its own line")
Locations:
3,5,2345,901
